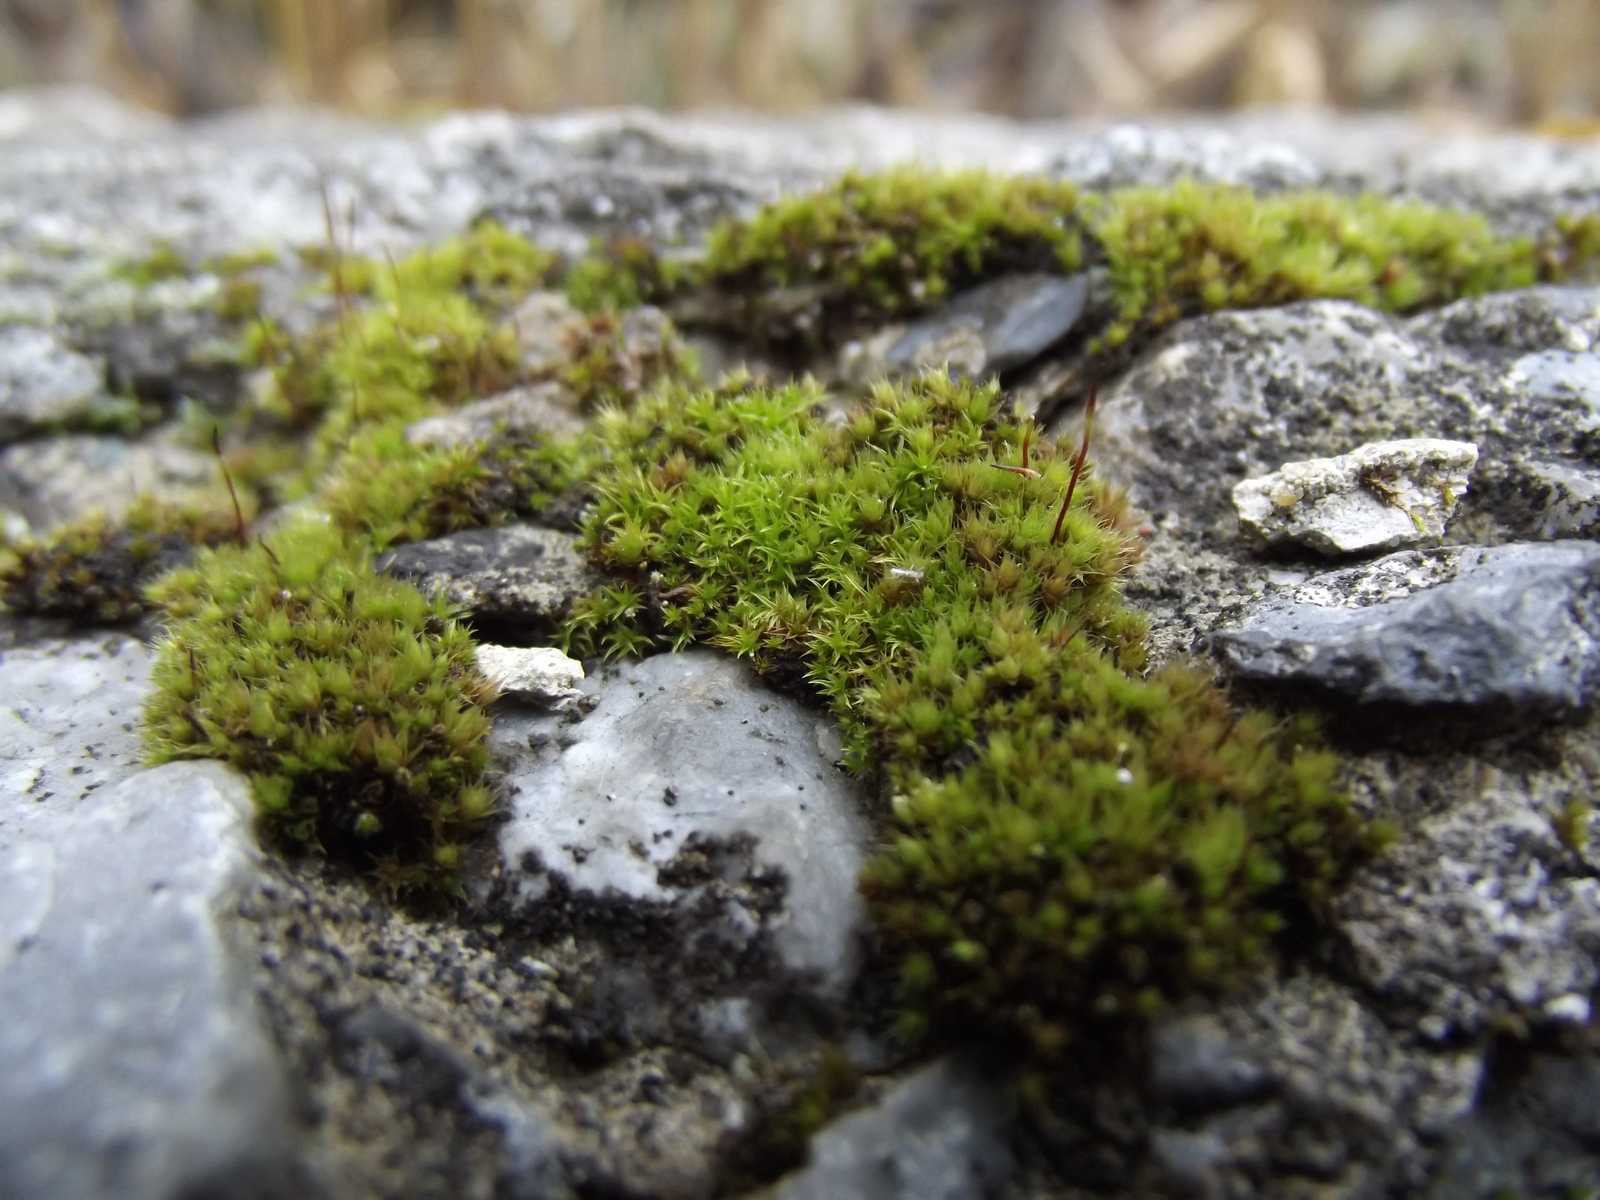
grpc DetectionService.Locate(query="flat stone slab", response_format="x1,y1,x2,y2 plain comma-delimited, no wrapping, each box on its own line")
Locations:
493,650,869,996
1232,438,1477,558
1214,542,1600,712
886,272,1088,378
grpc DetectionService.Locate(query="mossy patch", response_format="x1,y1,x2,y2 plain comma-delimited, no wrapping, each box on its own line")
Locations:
142,517,497,888
0,496,248,623
565,370,1373,1051
564,235,687,314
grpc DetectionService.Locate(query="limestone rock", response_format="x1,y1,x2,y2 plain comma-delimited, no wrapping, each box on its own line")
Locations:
771,1058,1011,1200
376,523,602,632
0,432,220,537
1215,542,1600,712
1232,438,1478,557
405,383,585,449
493,651,870,997
885,272,1089,379
0,325,104,444
475,644,584,710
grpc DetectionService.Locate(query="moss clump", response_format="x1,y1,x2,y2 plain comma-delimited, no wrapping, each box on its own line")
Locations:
699,167,1083,346
0,496,247,623
353,220,557,310
556,307,701,412
564,236,687,314
143,516,496,886
566,371,1370,1051
323,423,597,554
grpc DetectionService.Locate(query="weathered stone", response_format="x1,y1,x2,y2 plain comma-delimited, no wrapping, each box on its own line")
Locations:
0,324,104,443
0,431,220,536
885,272,1089,379
475,644,585,709
770,1058,1011,1200
1215,543,1600,712
376,523,601,630
506,290,587,373
1407,285,1600,356
405,383,584,449
1232,438,1478,557
494,651,870,996
1148,1014,1272,1111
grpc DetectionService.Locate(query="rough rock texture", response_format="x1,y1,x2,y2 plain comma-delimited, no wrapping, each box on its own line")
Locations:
476,643,586,709
405,383,585,448
376,523,603,633
0,431,220,536
494,651,870,997
1215,542,1600,712
1232,438,1478,557
770,1058,1012,1200
0,637,298,1200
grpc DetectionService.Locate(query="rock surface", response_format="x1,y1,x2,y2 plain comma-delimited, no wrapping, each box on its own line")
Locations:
1232,438,1478,557
0,324,105,443
405,383,585,448
1215,542,1600,712
885,273,1089,379
476,643,585,709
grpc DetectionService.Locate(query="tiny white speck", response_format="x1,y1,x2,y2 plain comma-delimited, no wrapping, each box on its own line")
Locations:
1116,768,1135,785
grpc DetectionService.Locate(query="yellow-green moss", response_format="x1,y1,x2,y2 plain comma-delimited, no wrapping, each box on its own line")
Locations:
0,496,248,623
565,371,1372,1052
564,236,687,313
142,516,497,887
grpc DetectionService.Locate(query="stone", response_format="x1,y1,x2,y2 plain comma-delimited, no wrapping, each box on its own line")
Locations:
506,290,588,374
885,272,1089,379
0,636,298,1197
1407,285,1600,356
1148,1014,1272,1112
376,523,602,632
405,383,585,449
1214,542,1600,712
1509,458,1600,538
0,431,220,537
476,644,585,709
0,324,104,443
1232,438,1478,557
770,1058,1012,1200
494,650,870,996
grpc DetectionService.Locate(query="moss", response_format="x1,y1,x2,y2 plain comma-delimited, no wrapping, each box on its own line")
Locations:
323,422,598,554
698,167,1083,347
565,371,1372,1052
564,236,687,314
0,496,248,623
121,241,190,286
556,307,701,412
361,220,557,311
142,516,497,887
213,277,263,322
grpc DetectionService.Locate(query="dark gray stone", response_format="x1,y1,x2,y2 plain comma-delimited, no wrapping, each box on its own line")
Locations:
376,523,602,630
1214,542,1600,712
1149,1015,1273,1112
886,272,1088,378
771,1058,1012,1200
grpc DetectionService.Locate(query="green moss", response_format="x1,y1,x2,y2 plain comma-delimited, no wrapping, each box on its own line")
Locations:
323,422,597,554
565,371,1372,1051
142,516,497,887
699,167,1083,346
0,495,246,624
362,220,557,311
120,241,190,286
556,308,701,412
213,277,263,322
564,236,687,313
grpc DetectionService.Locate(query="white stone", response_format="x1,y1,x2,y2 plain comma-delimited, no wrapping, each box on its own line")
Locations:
476,644,585,709
1232,438,1478,557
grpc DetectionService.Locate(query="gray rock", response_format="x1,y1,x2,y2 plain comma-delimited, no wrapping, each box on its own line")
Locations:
0,324,104,443
1232,438,1478,558
494,650,870,996
476,644,585,709
1505,348,1600,430
1407,285,1600,356
506,291,588,374
376,523,602,631
1509,458,1600,538
1148,1014,1272,1112
1214,542,1600,712
885,273,1088,379
771,1058,1011,1200
405,383,585,449
0,759,297,1199
0,431,220,536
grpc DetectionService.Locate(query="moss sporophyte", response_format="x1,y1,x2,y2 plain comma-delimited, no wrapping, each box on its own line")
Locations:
13,167,1591,1045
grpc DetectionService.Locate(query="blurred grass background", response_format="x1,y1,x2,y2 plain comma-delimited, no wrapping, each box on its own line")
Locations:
0,0,1596,125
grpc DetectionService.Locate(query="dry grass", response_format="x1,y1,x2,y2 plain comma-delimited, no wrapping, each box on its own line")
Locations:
3,0,1599,124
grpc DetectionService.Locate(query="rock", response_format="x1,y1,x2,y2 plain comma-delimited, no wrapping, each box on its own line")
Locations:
1148,1014,1272,1112
770,1058,1011,1200
494,651,870,996
1232,438,1478,557
0,755,297,1200
0,431,220,536
884,272,1089,379
1214,542,1600,712
507,291,587,373
476,644,585,709
0,325,104,443
405,383,585,449
1505,348,1600,431
1407,284,1600,356
376,523,602,632
1335,755,1600,1037
1508,458,1600,538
